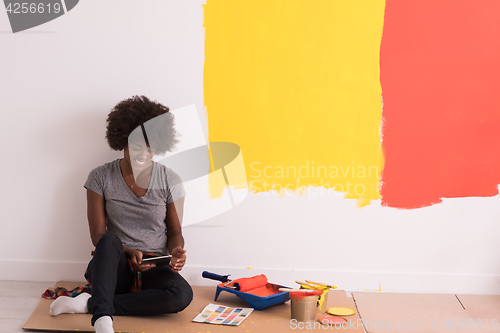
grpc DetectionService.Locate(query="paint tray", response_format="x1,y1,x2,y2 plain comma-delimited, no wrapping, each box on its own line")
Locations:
214,282,290,310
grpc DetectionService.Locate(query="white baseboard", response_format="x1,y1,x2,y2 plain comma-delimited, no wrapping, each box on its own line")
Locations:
2,260,499,295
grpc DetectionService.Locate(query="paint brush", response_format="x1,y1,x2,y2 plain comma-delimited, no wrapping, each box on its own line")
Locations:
279,288,320,293
304,280,337,289
295,280,321,289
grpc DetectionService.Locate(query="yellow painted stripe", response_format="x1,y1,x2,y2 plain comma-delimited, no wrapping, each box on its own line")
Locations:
204,0,385,206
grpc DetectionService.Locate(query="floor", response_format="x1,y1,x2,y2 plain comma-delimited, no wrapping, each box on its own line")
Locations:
5,280,500,333
0,280,55,333
3,280,361,333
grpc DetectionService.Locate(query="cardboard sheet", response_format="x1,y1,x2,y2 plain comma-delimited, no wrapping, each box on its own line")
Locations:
457,294,500,333
353,292,481,333
353,292,465,310
23,281,364,332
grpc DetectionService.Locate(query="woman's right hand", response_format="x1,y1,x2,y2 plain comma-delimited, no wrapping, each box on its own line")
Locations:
125,248,156,272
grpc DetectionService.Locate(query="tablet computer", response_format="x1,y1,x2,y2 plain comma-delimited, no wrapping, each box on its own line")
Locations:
142,255,172,266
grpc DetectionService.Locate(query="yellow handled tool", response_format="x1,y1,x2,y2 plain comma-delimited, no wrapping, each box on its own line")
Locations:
305,280,337,289
295,280,321,288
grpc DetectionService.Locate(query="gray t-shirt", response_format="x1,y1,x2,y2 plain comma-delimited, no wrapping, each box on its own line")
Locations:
84,159,186,255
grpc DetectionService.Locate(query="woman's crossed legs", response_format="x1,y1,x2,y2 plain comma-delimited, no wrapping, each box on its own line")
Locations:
50,233,193,332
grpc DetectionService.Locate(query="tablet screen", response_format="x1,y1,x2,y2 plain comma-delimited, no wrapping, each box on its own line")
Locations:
142,255,172,266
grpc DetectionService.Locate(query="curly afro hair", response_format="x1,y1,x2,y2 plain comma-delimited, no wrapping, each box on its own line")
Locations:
105,95,178,155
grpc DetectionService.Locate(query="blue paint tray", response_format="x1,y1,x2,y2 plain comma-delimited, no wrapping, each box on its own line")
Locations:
214,283,290,310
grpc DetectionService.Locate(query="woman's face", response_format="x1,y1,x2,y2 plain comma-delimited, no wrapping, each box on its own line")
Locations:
124,141,156,172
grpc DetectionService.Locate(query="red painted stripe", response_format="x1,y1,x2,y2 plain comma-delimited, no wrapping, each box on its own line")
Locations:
380,0,500,208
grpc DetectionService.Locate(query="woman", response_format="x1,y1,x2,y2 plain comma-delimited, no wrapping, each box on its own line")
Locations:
49,96,193,333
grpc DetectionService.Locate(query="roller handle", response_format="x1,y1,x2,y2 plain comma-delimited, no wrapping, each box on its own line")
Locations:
202,271,231,283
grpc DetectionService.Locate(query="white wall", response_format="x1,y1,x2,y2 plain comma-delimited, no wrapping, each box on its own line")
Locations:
1,0,500,294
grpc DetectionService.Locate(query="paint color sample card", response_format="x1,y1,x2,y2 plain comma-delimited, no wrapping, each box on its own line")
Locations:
192,303,253,326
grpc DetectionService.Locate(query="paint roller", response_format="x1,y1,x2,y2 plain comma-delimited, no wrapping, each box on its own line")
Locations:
203,271,291,309
202,271,269,292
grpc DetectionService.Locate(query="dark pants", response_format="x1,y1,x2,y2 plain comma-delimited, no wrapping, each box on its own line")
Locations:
85,233,193,326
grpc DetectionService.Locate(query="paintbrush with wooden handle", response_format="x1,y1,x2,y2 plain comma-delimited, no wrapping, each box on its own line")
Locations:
295,280,322,289
304,280,337,289
279,288,323,293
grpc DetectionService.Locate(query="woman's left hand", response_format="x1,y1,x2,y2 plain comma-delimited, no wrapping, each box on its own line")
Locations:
170,246,186,273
